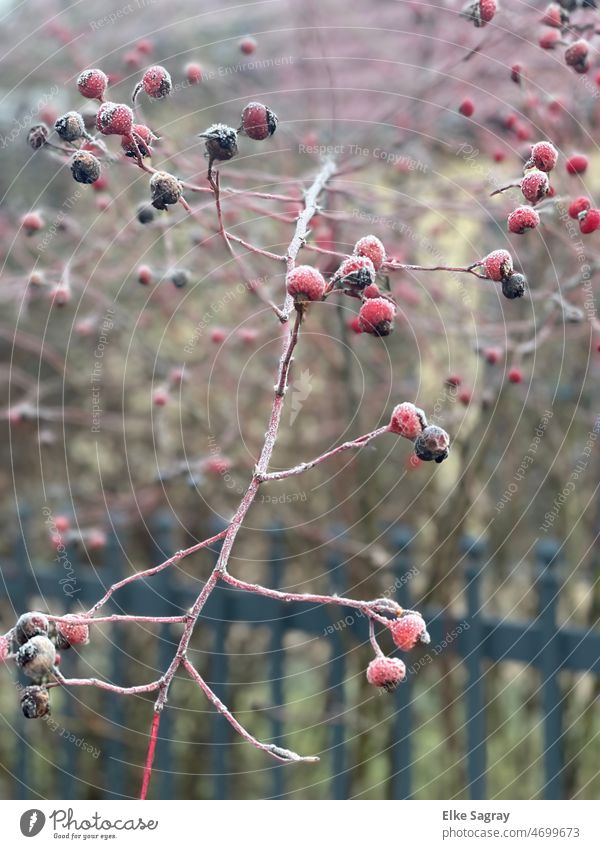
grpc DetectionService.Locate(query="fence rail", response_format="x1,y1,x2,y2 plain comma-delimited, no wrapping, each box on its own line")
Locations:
1,511,598,800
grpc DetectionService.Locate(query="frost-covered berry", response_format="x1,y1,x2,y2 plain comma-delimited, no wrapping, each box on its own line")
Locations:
21,685,50,719
286,265,326,302
353,235,386,271
529,140,558,172
461,0,496,27
579,209,600,234
96,102,134,136
56,615,90,648
390,402,427,440
459,98,474,117
336,255,376,289
239,36,257,54
414,425,450,463
199,123,238,164
566,154,588,175
568,196,591,219
507,206,540,234
502,272,526,299
70,150,101,184
15,612,49,645
521,169,549,204
363,283,382,299
390,613,430,650
150,171,182,210
144,65,172,98
358,297,396,336
27,123,49,149
16,635,56,680
366,656,406,692
482,249,513,281
21,212,44,235
0,635,9,662
240,102,278,140
77,68,108,100
185,62,202,84
565,40,590,74
54,111,86,142
122,124,156,158
540,3,564,27
539,31,561,50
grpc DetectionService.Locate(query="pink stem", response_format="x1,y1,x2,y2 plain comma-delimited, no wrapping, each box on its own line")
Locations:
86,528,228,616
140,711,162,800
220,571,401,626
258,425,391,481
182,658,319,763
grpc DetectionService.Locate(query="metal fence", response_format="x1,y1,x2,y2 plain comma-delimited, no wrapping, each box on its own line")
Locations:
1,510,599,800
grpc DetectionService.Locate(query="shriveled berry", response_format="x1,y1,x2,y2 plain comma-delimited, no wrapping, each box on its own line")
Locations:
56,615,90,648
579,209,600,234
529,140,558,172
336,255,376,289
390,402,427,440
54,111,86,142
286,265,326,302
150,171,182,210
27,124,49,149
240,102,278,140
70,150,101,184
199,123,238,164
502,272,526,299
77,68,108,100
15,612,49,645
366,656,406,692
566,154,588,175
510,64,521,84
16,635,56,680
96,102,134,136
568,196,591,219
354,235,386,270
358,297,396,336
414,425,450,463
521,169,549,203
21,685,50,719
482,249,513,281
390,613,430,650
507,206,540,234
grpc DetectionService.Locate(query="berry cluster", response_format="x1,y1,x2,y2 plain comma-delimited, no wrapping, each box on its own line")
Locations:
389,402,450,464
366,612,430,693
568,195,600,234
1,611,90,719
478,250,526,299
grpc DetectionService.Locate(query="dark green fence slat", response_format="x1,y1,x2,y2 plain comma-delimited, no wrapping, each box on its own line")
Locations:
537,540,564,800
463,536,487,800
